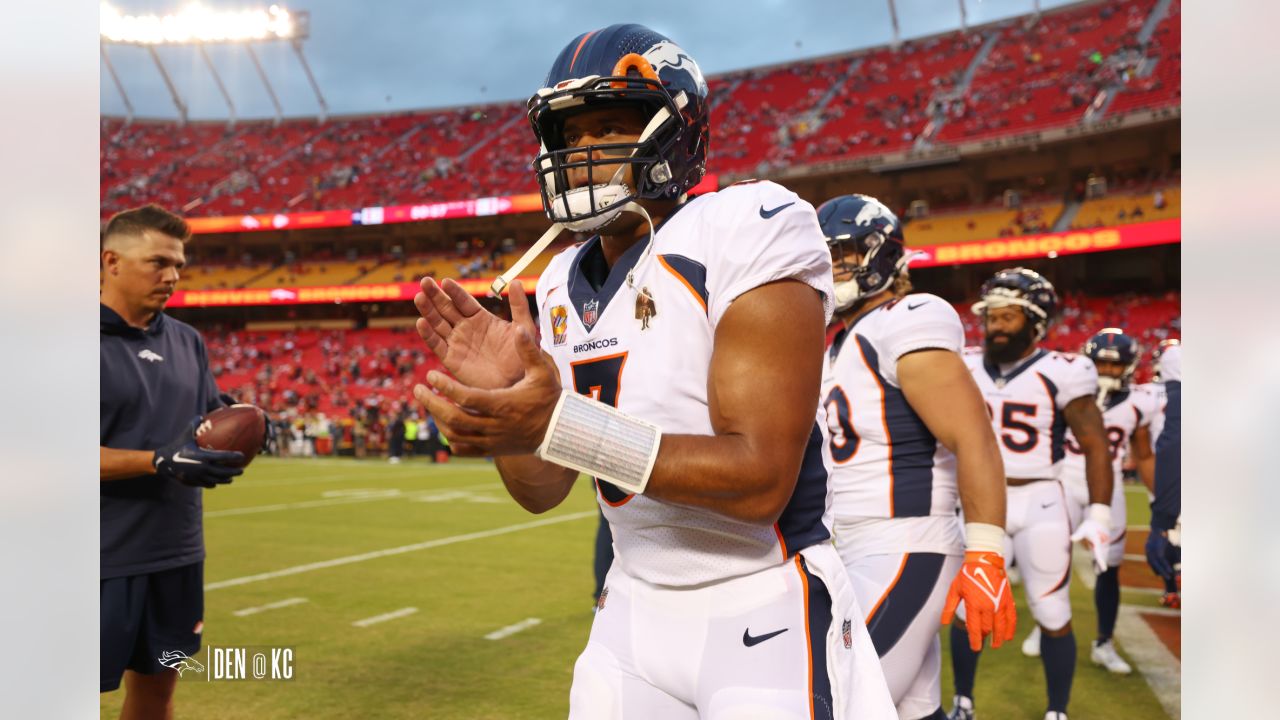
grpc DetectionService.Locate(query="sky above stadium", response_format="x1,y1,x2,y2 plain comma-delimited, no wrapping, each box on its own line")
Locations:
100,0,1080,121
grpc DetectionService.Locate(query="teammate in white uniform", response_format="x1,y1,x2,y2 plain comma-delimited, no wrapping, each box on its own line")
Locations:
1022,329,1157,673
817,195,1014,720
948,269,1114,720
412,25,895,719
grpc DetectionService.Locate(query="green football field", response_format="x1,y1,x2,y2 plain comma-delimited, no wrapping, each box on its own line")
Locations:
101,457,1176,719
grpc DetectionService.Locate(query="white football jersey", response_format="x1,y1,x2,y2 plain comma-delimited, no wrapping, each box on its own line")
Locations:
1136,382,1169,444
822,293,965,519
964,347,1099,479
536,180,836,588
1060,385,1159,490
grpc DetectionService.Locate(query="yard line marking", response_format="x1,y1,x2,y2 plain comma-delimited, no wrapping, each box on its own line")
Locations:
1124,603,1180,618
233,597,309,617
243,464,498,488
1124,553,1146,562
205,510,597,591
485,617,542,640
1115,604,1180,719
352,607,418,628
205,483,499,518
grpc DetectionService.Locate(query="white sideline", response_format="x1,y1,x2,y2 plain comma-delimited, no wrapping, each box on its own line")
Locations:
205,510,597,591
1115,604,1181,719
233,597,309,617
205,483,498,518
353,607,418,628
484,617,542,640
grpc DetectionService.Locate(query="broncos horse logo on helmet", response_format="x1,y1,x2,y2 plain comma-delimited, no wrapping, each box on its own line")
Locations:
527,23,710,232
972,267,1059,341
816,194,913,312
1082,328,1141,393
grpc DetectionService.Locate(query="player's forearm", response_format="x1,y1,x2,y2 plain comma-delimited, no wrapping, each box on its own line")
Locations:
494,455,577,514
1136,456,1156,494
955,433,1007,528
643,432,804,526
1083,448,1115,505
100,447,156,481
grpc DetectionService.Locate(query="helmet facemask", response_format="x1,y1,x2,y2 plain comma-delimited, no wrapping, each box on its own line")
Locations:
529,67,691,233
827,230,916,313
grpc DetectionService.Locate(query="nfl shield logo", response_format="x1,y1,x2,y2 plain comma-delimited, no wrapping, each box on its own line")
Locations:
582,299,600,328
841,619,852,649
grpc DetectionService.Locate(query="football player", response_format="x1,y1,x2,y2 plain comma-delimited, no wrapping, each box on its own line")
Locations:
412,25,895,718
1022,329,1157,674
948,269,1113,720
818,194,1014,720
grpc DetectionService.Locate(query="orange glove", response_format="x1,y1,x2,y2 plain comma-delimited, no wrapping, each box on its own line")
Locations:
941,551,1017,651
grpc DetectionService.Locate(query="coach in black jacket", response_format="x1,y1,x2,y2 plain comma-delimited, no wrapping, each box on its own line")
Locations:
99,205,244,717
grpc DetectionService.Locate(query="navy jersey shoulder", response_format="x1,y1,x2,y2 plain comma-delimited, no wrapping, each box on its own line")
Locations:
100,306,223,578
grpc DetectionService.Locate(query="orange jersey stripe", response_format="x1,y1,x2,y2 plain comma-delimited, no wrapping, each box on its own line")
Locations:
795,555,815,720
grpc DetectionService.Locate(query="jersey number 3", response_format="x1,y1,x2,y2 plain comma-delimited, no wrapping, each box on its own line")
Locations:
570,352,632,505
824,386,860,463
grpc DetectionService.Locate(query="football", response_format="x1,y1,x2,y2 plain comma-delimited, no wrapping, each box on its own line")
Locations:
195,404,268,468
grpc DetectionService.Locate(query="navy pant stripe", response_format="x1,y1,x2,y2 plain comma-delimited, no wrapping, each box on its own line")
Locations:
865,552,947,657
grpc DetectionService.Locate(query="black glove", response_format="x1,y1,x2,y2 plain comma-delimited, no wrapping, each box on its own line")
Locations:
153,418,245,489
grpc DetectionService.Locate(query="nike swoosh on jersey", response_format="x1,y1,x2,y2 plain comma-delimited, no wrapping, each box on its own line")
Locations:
758,202,795,219
907,302,927,310
742,627,789,647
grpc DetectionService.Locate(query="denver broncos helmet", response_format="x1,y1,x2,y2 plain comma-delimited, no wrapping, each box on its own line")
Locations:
1082,328,1140,392
816,194,910,311
971,267,1059,341
527,24,710,232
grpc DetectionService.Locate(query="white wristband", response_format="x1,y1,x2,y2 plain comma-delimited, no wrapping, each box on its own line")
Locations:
964,522,1006,555
1087,502,1112,528
535,391,662,495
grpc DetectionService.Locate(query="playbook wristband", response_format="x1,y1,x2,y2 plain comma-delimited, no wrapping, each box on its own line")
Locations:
535,391,662,495
964,522,1007,556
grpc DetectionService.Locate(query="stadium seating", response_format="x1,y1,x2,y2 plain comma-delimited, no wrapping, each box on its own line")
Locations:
937,0,1162,142
207,327,443,419
1072,187,1179,228
183,262,277,291
101,0,1179,220
1107,0,1181,115
904,202,1063,245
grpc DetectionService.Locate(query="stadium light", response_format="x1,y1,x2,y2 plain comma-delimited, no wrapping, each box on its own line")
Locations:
100,2,300,45
100,2,325,125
